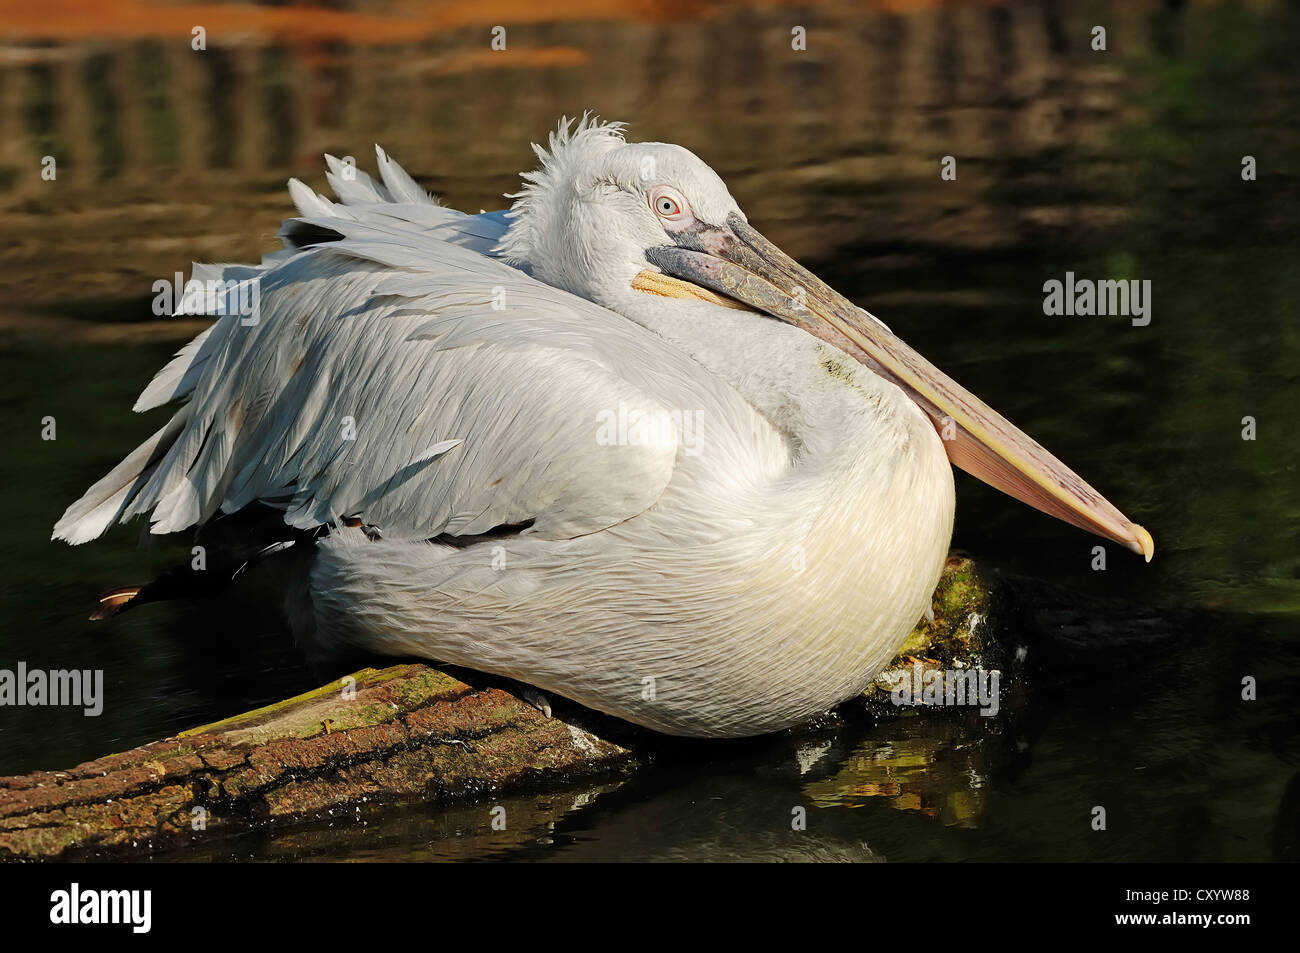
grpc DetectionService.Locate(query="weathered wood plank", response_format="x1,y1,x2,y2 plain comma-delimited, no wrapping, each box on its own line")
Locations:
0,664,633,860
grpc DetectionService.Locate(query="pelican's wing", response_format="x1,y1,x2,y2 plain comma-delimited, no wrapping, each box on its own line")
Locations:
52,153,701,545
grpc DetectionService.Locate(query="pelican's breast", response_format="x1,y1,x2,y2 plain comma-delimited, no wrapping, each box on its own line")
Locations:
644,370,957,735
305,337,957,738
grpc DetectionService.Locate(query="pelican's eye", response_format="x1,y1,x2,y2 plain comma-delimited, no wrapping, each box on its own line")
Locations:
649,187,688,222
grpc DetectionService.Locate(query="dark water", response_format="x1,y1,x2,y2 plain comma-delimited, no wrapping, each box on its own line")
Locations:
0,0,1297,861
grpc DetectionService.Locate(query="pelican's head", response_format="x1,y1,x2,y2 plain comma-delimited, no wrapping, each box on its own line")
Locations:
500,116,1154,560
499,117,746,300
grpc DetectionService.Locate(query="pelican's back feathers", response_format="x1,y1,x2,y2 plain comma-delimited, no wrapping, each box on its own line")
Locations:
53,148,761,548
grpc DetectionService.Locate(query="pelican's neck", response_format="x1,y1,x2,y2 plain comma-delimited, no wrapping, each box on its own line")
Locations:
607,290,935,467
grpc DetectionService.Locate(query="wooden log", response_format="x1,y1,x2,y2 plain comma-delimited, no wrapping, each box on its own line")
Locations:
0,664,634,861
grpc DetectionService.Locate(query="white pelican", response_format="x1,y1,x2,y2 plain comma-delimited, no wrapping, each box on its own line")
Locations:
54,117,1152,738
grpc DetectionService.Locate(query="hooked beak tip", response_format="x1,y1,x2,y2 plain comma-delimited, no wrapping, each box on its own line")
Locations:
1129,524,1155,562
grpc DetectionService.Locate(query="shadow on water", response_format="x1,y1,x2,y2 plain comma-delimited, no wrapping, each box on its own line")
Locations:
0,0,1297,860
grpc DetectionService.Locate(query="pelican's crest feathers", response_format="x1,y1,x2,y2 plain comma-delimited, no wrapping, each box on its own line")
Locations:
496,114,627,267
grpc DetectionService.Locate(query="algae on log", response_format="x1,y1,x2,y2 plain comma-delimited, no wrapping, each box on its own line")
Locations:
865,554,1003,699
0,555,1002,861
0,665,633,861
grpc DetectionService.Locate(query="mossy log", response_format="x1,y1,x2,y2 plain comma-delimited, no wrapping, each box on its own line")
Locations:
865,554,1002,699
0,665,633,860
0,555,998,861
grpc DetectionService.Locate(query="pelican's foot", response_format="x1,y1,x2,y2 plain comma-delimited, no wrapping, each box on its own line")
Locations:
341,517,383,541
522,689,552,718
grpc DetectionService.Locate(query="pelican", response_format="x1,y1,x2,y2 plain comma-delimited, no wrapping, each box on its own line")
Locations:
54,117,1152,738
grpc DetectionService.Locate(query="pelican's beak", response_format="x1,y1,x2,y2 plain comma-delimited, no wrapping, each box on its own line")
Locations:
645,213,1154,561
